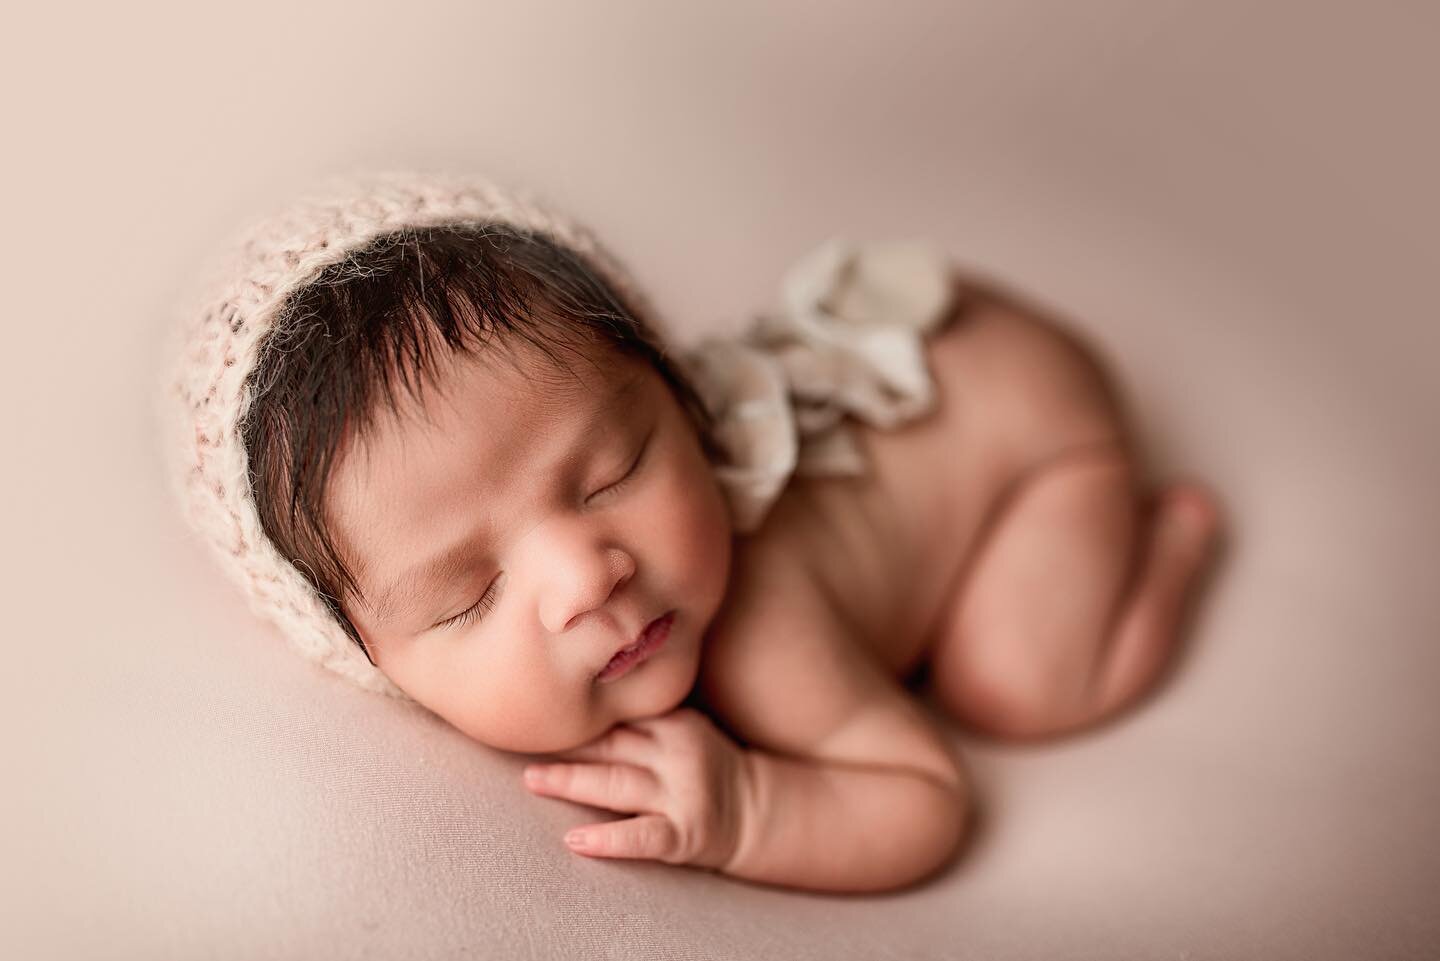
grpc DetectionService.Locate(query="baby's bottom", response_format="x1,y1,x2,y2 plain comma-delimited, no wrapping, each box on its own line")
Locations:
920,289,1223,740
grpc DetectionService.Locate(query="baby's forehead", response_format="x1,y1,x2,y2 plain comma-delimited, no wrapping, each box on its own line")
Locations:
327,341,650,564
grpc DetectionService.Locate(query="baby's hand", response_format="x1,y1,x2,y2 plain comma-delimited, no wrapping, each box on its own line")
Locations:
522,707,751,871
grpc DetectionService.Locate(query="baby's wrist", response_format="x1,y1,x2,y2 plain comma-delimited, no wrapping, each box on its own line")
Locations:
717,748,766,877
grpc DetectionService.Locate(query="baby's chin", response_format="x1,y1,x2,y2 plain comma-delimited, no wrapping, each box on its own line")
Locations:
518,646,702,754
606,614,709,713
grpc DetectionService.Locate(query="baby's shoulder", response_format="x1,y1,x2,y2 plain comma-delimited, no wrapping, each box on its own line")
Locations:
695,532,963,787
695,533,892,755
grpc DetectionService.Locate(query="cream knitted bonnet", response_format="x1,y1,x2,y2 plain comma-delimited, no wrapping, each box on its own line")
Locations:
163,168,956,699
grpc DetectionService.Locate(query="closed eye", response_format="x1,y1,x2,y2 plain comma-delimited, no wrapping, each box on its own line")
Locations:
435,573,503,632
587,431,651,502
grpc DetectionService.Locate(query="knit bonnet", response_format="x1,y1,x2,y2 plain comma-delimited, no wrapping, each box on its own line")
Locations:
162,169,955,699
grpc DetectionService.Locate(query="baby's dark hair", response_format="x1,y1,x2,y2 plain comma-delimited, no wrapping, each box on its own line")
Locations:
240,223,718,663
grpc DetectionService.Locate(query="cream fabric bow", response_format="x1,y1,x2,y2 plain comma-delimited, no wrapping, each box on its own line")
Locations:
677,238,956,533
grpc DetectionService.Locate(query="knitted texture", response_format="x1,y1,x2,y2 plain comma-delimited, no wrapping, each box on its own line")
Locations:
161,169,666,699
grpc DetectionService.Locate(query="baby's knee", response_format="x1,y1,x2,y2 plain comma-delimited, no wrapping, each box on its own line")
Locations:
933,644,1106,741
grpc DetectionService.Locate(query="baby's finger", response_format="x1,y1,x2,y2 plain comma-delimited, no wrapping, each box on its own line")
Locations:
523,761,661,813
565,814,679,862
552,724,655,767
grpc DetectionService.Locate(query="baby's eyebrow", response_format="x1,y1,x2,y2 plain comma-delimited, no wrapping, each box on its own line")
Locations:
364,369,646,627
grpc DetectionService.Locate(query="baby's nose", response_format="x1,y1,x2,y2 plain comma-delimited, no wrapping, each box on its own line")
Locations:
537,542,636,635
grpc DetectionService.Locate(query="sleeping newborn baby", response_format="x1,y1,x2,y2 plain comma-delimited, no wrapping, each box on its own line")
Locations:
167,171,1221,894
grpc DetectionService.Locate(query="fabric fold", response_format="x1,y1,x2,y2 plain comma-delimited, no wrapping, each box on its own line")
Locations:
678,238,957,533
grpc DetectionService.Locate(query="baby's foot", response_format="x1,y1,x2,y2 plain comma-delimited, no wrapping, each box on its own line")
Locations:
1084,479,1225,717
1149,481,1225,574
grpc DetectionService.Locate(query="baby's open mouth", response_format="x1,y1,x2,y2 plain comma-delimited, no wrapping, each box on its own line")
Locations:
596,612,675,683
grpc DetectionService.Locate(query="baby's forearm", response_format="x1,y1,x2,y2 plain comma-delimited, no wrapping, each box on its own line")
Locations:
723,748,967,893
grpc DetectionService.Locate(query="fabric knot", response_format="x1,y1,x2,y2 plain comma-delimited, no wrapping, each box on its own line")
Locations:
678,238,956,533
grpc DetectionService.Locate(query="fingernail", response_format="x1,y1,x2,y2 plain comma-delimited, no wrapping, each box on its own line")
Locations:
565,830,588,848
523,766,543,785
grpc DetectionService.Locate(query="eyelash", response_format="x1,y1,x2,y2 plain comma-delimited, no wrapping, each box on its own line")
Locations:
439,578,501,632
589,435,649,502
436,436,651,632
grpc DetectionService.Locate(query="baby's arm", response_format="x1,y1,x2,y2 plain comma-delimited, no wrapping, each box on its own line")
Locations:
522,695,964,892
700,542,968,891
724,703,966,891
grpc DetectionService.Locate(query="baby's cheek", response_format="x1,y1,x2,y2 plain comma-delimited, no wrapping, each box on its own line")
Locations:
674,485,734,629
457,673,596,754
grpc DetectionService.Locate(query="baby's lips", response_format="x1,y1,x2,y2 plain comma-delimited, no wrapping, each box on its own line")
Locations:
596,611,674,682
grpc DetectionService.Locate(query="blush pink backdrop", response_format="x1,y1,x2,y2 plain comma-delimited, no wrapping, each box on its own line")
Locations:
2,2,1437,958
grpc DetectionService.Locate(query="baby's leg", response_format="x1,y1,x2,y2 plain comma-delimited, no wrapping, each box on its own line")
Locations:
926,442,1221,740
